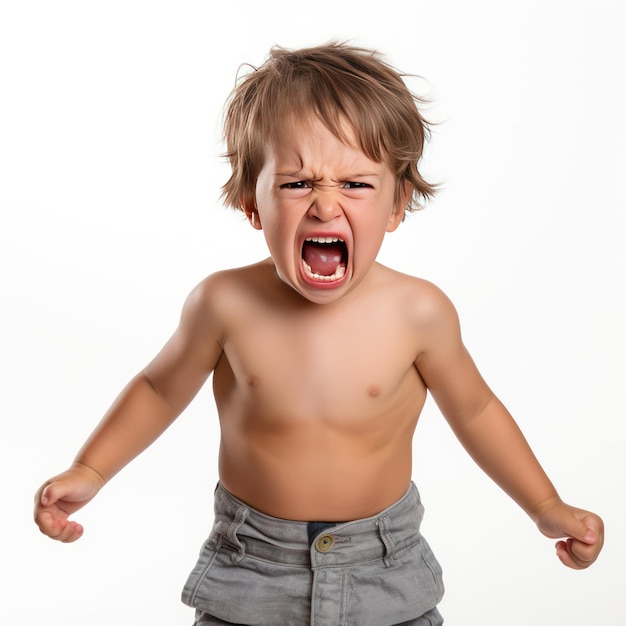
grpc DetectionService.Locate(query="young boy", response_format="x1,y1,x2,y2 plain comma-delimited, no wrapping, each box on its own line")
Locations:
34,43,603,625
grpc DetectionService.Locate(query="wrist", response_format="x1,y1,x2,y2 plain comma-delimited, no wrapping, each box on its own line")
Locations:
71,460,107,488
528,493,563,523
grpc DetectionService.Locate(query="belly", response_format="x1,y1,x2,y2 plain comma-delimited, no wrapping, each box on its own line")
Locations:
217,417,417,520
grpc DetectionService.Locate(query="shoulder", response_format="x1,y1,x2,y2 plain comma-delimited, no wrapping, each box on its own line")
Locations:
376,264,458,323
374,265,463,357
182,260,275,320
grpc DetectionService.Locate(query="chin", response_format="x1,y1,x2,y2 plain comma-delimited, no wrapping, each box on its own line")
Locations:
294,271,355,305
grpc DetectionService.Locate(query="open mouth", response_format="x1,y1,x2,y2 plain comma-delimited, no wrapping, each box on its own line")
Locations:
301,236,348,283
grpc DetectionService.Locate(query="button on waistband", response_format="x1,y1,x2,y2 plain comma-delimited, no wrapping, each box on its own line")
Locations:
315,534,335,553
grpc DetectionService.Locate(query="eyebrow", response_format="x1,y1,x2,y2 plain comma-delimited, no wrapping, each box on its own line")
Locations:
345,173,380,179
274,170,381,180
275,170,307,178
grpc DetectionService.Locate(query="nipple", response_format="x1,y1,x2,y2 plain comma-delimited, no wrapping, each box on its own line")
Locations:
368,385,381,398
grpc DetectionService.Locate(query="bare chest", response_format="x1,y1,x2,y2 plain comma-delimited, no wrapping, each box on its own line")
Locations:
213,306,426,428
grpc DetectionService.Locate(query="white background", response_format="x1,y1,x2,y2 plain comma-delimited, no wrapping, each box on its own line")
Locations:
1,1,624,624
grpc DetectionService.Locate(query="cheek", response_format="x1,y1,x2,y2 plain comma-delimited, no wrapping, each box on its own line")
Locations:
260,215,296,257
258,195,304,239
351,213,393,258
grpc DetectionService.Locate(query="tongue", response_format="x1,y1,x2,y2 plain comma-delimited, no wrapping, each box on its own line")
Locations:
303,242,344,276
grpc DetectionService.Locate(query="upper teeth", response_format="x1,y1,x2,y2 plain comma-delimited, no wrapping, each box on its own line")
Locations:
305,236,344,244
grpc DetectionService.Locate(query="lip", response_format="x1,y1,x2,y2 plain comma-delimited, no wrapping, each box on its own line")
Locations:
298,231,351,290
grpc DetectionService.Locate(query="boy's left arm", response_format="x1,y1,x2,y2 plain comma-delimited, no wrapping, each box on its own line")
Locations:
414,285,604,569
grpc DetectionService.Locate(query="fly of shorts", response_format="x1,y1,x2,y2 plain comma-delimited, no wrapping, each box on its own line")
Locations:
182,482,444,626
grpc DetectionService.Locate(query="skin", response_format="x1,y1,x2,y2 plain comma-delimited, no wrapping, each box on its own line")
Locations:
34,118,603,570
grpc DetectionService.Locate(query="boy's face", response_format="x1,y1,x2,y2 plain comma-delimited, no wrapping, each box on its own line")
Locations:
247,117,406,305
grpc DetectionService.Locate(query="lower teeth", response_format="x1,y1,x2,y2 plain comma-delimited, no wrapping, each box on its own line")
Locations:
302,261,346,282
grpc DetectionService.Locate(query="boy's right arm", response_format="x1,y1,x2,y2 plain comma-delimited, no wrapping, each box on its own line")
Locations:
34,277,225,542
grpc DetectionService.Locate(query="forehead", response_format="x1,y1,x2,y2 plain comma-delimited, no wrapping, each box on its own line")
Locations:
264,115,386,173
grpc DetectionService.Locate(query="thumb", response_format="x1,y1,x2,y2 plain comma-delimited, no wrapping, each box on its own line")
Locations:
536,502,599,543
40,475,87,508
581,527,599,545
556,510,603,550
565,517,598,544
40,479,66,507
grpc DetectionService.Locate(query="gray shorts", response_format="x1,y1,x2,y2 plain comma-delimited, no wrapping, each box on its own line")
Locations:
182,482,444,626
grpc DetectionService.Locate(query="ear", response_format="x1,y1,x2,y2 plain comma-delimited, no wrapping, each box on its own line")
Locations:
387,181,412,232
241,197,263,230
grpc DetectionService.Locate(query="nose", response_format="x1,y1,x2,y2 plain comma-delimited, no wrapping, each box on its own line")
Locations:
307,185,343,222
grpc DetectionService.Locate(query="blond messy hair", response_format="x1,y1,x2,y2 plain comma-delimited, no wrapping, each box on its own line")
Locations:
221,42,437,214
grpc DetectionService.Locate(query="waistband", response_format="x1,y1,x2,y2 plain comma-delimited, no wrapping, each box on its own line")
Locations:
210,482,425,569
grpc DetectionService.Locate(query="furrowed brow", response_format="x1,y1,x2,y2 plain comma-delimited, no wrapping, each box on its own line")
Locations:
275,169,304,177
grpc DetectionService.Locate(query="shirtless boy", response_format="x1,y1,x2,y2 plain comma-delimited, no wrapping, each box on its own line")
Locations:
34,43,604,625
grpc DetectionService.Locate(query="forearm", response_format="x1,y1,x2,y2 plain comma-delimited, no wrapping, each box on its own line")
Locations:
448,395,560,517
74,373,180,483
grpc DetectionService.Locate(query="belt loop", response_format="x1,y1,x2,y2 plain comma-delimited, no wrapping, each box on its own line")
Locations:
377,514,395,568
226,505,249,564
